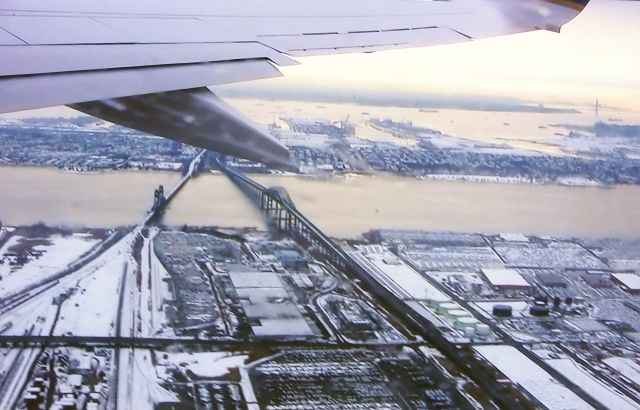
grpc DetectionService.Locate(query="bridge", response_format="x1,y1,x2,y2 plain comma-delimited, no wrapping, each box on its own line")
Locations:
217,157,350,270
144,149,205,225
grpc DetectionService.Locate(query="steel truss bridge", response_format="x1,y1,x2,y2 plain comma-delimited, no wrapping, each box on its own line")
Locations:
217,157,350,270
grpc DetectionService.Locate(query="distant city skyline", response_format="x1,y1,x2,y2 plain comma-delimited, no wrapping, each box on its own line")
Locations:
230,0,639,111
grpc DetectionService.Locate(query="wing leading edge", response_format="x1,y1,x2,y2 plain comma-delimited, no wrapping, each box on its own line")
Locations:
0,0,591,166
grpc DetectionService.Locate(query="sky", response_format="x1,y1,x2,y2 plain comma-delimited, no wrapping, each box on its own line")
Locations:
245,0,640,110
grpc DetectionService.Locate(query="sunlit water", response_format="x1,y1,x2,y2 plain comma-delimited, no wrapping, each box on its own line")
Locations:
227,97,640,146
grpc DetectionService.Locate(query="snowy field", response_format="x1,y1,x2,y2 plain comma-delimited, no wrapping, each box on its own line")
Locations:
53,253,126,336
0,233,99,295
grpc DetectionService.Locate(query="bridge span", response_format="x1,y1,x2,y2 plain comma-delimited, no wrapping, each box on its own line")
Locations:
217,157,349,270
144,149,205,225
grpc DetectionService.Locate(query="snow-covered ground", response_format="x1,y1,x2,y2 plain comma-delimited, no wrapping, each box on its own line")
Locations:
473,345,593,410
149,237,173,337
53,252,127,337
117,348,179,410
0,234,99,295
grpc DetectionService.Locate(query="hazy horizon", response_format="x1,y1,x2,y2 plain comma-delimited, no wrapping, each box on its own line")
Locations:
219,0,640,111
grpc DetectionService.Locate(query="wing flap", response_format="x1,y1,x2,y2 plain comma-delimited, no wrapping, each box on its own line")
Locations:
0,26,25,45
0,15,246,45
70,88,291,168
0,42,297,77
94,17,242,44
0,15,127,45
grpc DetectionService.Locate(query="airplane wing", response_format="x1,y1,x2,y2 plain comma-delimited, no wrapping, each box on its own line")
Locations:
0,0,590,167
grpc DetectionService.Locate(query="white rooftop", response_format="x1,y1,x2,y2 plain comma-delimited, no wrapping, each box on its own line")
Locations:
500,233,529,242
370,254,450,301
229,271,283,288
252,318,314,337
611,273,640,291
481,268,530,288
230,273,315,338
474,345,593,410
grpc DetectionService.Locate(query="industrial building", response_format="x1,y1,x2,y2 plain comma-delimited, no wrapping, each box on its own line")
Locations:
480,268,531,290
611,273,640,294
229,270,315,338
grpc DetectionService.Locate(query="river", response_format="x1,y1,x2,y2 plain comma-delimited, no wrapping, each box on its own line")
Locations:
2,166,640,238
0,166,180,228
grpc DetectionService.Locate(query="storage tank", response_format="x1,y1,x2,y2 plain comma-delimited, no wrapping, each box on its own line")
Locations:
446,309,471,320
463,327,477,338
436,302,461,314
476,324,491,336
454,316,479,331
530,304,550,317
427,296,450,308
492,304,513,317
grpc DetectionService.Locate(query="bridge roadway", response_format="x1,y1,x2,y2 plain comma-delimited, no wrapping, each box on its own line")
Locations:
0,334,425,350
